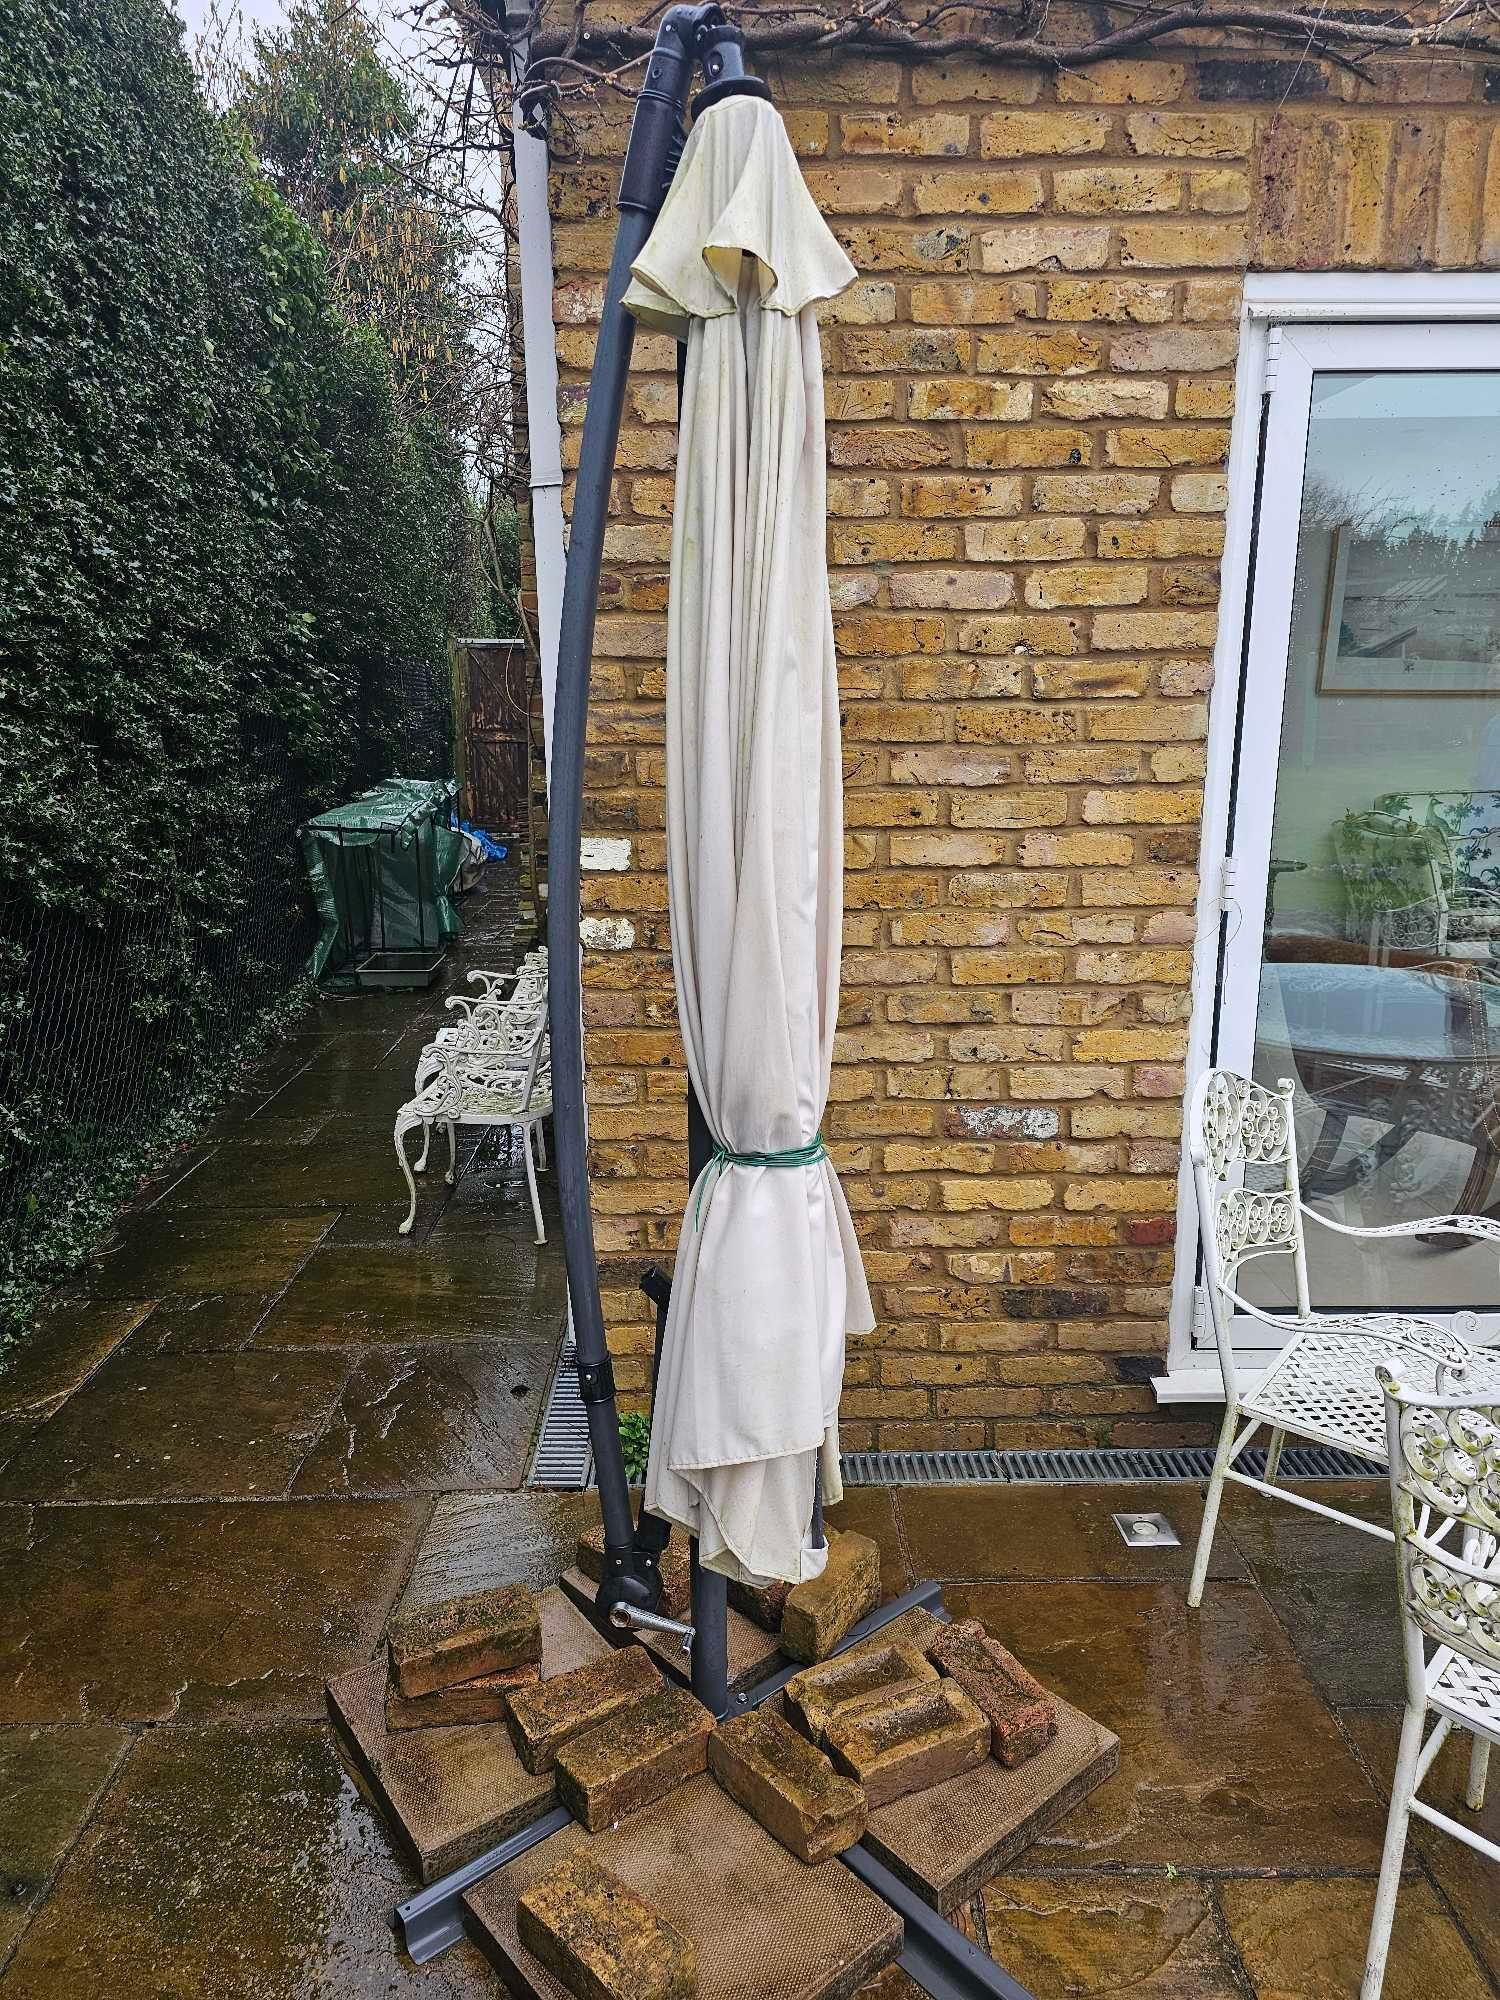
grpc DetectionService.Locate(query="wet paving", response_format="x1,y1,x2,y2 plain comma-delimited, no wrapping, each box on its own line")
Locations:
1,866,1496,1995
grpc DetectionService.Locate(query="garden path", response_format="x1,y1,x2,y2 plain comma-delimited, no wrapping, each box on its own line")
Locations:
0,865,1494,1997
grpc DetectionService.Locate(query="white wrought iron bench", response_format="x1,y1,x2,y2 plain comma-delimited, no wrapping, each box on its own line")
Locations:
1361,1370,1498,1999
394,1000,552,1243
1186,1068,1500,1608
408,959,549,1176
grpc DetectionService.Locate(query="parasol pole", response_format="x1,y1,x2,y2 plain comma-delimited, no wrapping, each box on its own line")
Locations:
546,3,766,1685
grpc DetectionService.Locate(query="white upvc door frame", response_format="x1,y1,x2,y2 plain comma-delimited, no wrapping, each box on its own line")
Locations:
1157,272,1500,1404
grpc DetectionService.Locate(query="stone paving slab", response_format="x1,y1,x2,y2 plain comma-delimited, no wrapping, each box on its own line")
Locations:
290,1343,546,1497
0,1350,351,1503
1219,1873,1495,2000
862,1695,1120,1912
980,1871,1244,1999
163,1138,407,1211
328,1659,555,1882
0,1724,131,1963
898,1482,1249,1585
1341,1708,1500,1985
947,1578,1391,1871
0,1298,155,1420
122,1292,280,1356
0,1498,428,1725
0,1721,499,1998
465,1774,903,2000
253,1243,564,1347
400,1491,601,1611
84,1211,337,1298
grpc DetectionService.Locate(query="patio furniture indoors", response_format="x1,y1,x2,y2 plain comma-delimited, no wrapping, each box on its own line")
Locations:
1185,1066,1500,1608
393,985,551,1242
1256,956,1500,1224
1334,809,1500,964
1361,1369,1499,1999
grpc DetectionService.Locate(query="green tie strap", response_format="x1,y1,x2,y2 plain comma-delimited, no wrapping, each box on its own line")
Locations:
693,1133,828,1229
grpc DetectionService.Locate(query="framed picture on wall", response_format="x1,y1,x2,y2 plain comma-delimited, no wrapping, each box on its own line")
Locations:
1317,522,1500,696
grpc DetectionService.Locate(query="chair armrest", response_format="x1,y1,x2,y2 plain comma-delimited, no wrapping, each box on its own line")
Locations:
1221,1283,1474,1369
1299,1204,1500,1247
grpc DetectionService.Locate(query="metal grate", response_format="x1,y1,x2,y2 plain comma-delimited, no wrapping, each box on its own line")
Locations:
528,1359,1382,1493
841,1449,1006,1486
527,1338,593,1489
844,1444,1380,1485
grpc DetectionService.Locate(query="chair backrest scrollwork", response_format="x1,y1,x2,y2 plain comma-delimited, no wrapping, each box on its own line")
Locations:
1188,1068,1310,1383
1379,1370,1500,1705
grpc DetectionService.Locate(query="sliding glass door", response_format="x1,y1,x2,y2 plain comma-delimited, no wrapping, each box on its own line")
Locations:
1216,323,1500,1342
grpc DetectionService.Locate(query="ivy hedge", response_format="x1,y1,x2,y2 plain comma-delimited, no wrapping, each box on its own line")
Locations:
0,0,474,1347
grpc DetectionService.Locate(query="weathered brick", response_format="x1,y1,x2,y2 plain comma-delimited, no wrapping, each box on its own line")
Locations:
517,1854,695,2000
505,1645,661,1775
826,1679,990,1807
909,278,1041,322
841,111,971,155
1104,427,1229,469
1033,472,1159,513
708,1710,867,1863
908,379,1035,421
913,59,1042,104
889,569,1017,609
785,1639,938,1748
911,169,1043,214
1119,223,1250,267
901,474,1024,518
1057,60,1187,105
980,109,1113,156
389,1586,542,1699
556,1684,715,1832
780,1530,883,1664
928,1617,1054,1764
975,330,1102,374
1043,378,1170,420
1126,111,1254,158
979,224,1111,271
967,518,1089,562
1111,327,1238,370
1054,166,1183,213
385,1662,540,1733
1025,563,1148,608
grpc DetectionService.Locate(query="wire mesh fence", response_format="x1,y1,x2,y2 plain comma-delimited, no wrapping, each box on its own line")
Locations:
0,682,453,1346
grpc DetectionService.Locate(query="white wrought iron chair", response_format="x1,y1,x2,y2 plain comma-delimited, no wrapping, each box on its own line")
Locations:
410,963,549,1174
1186,1068,1500,1608
1361,1370,1499,1999
394,1002,552,1243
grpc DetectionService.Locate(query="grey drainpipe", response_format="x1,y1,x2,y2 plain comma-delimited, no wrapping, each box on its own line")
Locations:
506,8,565,785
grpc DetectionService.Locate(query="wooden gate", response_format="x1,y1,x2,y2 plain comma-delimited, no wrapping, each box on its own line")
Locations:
459,638,533,838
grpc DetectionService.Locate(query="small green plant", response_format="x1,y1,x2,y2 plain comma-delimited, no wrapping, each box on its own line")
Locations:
618,1411,652,1485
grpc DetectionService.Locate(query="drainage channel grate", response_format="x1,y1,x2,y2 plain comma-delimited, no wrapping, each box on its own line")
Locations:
527,1341,593,1489
845,1443,1381,1485
529,1363,1381,1493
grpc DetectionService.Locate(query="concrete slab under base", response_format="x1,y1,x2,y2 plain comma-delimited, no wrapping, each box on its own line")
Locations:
465,1772,904,2000
862,1698,1120,1915
328,1586,610,1883
559,1566,785,1693
328,1660,554,1885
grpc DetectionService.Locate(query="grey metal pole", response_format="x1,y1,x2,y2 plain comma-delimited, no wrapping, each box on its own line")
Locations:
547,4,765,1617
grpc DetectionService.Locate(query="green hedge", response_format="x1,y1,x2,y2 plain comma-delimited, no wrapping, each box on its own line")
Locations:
0,0,472,1343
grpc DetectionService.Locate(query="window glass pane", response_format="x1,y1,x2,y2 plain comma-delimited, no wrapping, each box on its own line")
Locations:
1247,369,1500,1315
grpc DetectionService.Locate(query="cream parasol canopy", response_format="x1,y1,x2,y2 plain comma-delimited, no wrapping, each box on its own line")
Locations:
623,93,874,1588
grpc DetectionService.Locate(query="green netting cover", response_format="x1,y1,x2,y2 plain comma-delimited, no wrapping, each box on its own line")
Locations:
301,777,463,980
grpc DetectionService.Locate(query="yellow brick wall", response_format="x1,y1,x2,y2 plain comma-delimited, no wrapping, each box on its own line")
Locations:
547,44,1500,1447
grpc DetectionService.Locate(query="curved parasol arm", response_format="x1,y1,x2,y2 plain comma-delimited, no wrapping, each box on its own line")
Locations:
546,3,766,1629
